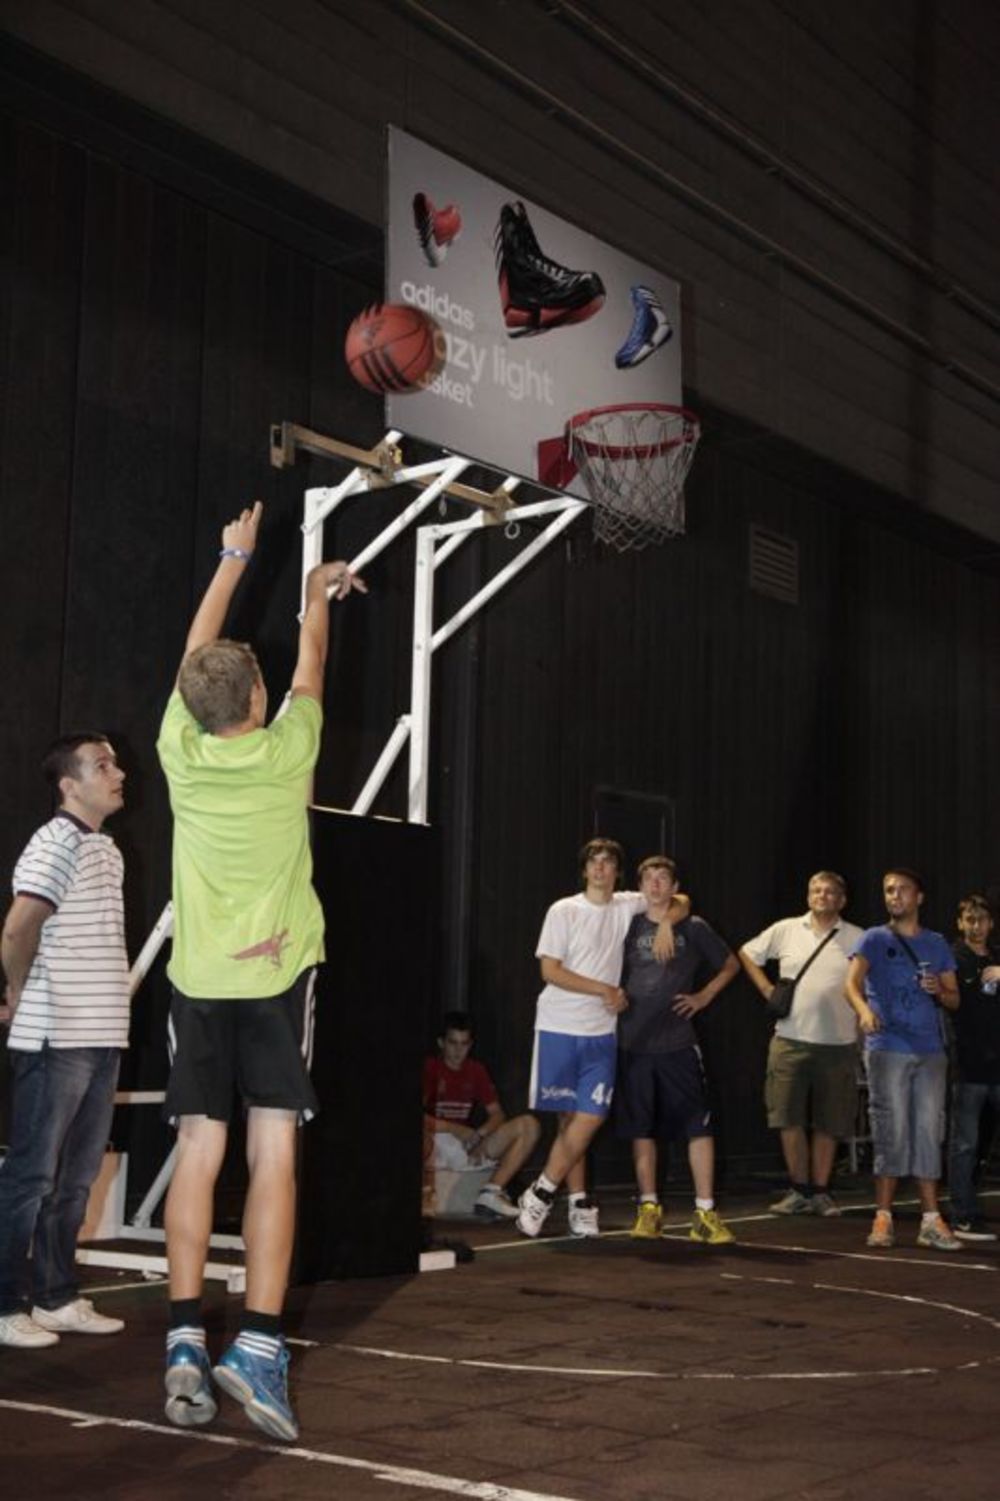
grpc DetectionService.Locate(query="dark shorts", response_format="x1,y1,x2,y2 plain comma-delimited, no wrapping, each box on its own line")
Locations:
164,968,319,1124
614,1046,713,1141
764,1036,858,1137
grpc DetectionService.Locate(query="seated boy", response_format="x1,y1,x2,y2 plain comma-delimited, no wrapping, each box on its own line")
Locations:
423,1011,539,1221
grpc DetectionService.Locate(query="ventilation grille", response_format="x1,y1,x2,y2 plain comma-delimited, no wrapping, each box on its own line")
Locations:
749,525,799,604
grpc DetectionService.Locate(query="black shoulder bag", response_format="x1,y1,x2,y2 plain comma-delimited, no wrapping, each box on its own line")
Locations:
766,927,839,1019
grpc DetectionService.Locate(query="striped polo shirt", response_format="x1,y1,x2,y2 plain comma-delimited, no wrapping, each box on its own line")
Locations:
8,812,130,1051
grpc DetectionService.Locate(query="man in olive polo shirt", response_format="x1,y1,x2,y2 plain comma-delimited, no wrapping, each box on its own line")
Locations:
740,872,863,1217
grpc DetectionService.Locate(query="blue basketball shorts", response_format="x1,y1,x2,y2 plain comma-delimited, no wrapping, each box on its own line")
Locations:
529,1030,617,1117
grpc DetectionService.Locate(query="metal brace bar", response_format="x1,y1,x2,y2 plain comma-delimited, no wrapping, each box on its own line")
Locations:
351,715,412,815
127,903,173,997
407,527,437,823
342,454,471,581
432,501,585,654
274,421,516,516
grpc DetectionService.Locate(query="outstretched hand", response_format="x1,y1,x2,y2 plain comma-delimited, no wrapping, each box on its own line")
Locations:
221,501,263,556
308,560,368,601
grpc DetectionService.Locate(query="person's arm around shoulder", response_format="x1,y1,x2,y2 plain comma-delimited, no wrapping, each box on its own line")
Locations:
291,562,368,701
1,895,52,1022
652,892,690,963
844,953,880,1035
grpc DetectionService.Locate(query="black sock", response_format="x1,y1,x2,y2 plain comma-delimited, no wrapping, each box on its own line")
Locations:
241,1309,281,1337
792,1181,812,1197
169,1298,202,1330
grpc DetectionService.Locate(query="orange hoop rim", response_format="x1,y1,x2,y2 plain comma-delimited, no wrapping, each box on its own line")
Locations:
567,402,700,460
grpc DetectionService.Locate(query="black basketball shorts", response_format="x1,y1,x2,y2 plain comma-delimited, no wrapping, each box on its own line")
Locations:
164,968,319,1124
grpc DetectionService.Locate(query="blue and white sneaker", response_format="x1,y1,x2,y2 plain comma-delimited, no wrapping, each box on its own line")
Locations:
213,1334,298,1442
614,284,673,369
164,1340,217,1428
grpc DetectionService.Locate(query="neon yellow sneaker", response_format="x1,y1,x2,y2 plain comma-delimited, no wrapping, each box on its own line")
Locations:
690,1208,735,1245
630,1202,663,1239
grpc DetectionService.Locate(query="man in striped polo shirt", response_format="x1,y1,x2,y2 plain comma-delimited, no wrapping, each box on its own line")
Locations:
0,735,130,1349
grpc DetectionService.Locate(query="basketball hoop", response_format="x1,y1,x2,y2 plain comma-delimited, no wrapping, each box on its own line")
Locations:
546,402,700,551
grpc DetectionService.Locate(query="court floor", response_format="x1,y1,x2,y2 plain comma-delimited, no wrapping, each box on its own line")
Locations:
2,1184,999,1500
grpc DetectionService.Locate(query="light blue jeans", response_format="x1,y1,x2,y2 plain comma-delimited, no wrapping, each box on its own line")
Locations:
865,1049,946,1180
0,1045,120,1313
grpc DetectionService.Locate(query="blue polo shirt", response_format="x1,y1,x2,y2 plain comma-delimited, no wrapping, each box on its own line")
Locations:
851,924,955,1054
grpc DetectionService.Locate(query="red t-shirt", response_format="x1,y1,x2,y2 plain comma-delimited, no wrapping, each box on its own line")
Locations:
423,1056,498,1124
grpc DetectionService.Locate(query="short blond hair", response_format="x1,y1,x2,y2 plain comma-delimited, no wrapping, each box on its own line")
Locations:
178,639,261,733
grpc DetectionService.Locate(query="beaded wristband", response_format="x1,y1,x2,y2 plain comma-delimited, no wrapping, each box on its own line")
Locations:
219,547,251,561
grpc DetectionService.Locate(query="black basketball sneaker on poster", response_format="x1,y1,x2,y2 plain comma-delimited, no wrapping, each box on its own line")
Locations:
495,201,605,337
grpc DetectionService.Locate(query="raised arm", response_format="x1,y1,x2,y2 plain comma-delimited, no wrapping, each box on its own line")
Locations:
180,502,263,668
291,562,367,701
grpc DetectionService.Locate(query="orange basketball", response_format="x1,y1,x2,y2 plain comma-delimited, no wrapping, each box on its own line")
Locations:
344,303,439,394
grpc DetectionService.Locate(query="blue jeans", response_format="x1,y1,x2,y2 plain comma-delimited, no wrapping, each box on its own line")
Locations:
865,1049,946,1180
948,1081,1000,1222
0,1045,120,1313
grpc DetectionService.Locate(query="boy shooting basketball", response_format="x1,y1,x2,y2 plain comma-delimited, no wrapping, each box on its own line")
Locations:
157,501,365,1441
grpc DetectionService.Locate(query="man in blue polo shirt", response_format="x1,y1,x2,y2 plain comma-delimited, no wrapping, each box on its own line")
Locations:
845,868,960,1252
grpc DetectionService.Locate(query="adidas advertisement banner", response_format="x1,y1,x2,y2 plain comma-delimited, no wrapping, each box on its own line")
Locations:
386,127,682,496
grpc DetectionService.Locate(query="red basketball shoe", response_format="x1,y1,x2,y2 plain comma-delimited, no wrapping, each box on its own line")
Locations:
413,193,462,267
495,201,605,337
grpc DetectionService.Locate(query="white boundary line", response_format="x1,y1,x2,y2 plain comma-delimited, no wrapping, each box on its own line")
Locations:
474,1208,999,1272
326,1269,1000,1382
0,1400,580,1501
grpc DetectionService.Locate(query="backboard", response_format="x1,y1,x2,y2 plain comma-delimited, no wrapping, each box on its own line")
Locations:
385,128,683,500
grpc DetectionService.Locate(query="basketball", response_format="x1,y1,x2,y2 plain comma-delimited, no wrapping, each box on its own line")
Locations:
344,303,440,394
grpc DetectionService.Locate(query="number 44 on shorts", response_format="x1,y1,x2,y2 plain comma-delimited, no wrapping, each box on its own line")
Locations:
591,1081,613,1107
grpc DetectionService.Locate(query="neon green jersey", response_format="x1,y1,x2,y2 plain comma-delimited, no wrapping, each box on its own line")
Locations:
157,690,326,998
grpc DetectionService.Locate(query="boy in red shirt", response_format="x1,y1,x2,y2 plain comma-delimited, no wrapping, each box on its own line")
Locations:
423,1011,539,1220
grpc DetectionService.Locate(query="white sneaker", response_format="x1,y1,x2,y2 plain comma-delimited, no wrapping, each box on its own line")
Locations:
32,1297,125,1335
516,1182,553,1238
0,1311,60,1348
568,1198,600,1238
475,1184,520,1221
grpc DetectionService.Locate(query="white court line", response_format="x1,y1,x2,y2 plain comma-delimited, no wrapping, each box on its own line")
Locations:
670,1235,996,1272
81,1278,167,1295
476,1189,1000,1254
478,1212,997,1272
331,1341,935,1381
0,1399,580,1501
328,1266,1000,1383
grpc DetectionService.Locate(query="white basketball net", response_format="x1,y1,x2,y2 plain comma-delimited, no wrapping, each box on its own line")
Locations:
569,405,700,551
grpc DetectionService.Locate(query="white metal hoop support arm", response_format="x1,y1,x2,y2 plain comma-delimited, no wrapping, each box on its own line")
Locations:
406,496,586,822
